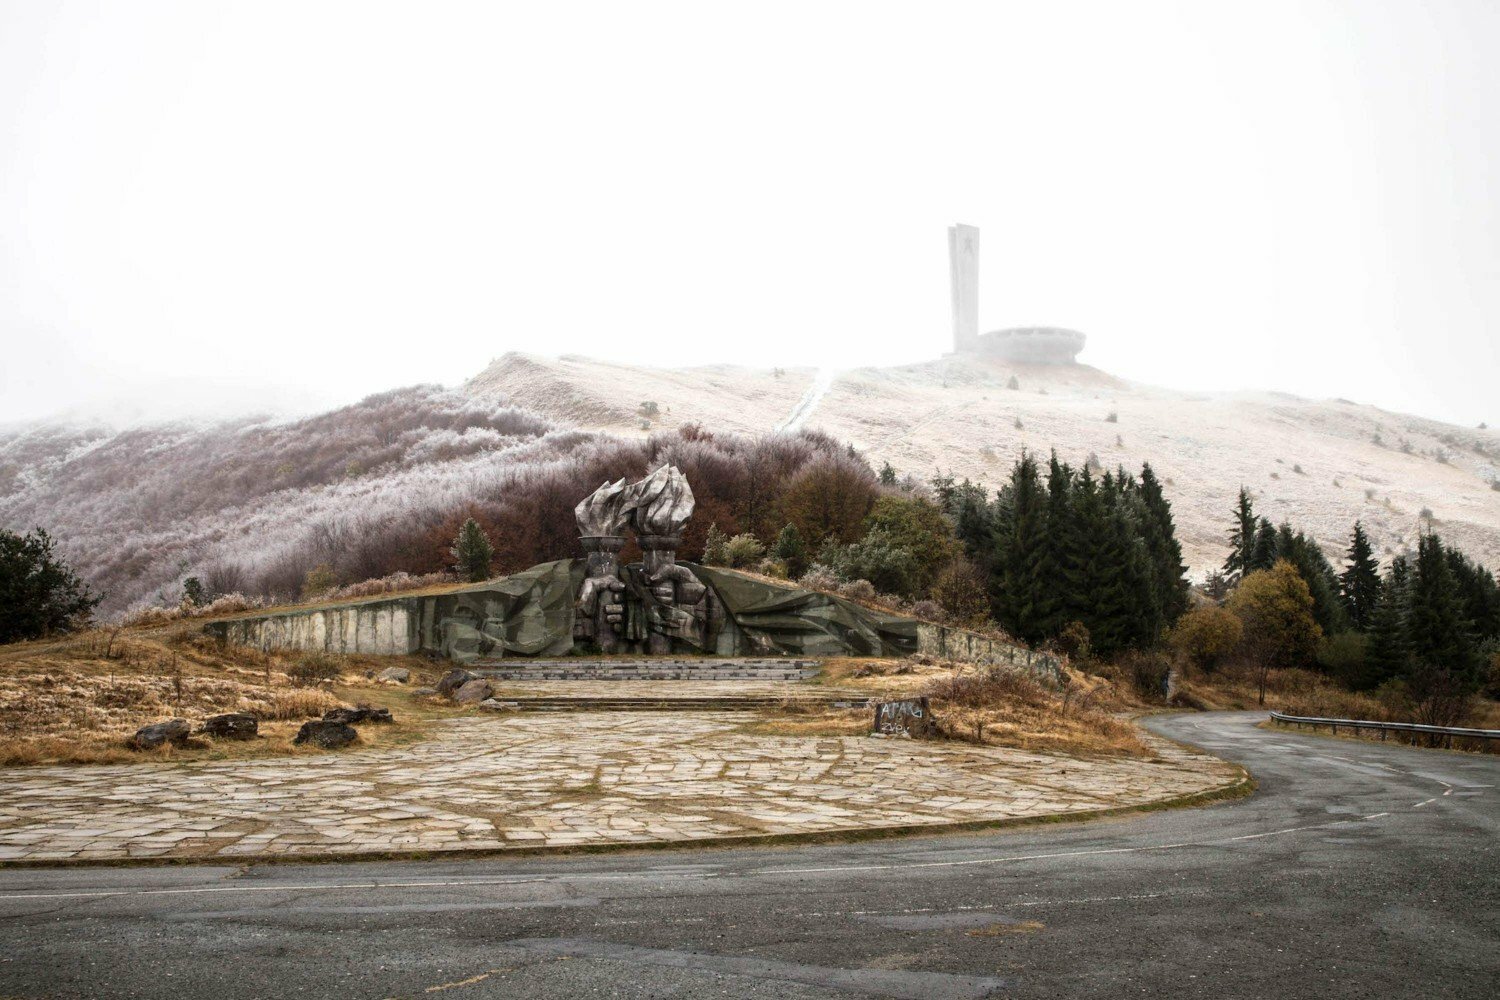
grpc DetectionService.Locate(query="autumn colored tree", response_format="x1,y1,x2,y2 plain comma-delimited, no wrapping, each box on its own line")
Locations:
1168,605,1244,671
1228,560,1324,703
930,559,991,628
776,456,878,549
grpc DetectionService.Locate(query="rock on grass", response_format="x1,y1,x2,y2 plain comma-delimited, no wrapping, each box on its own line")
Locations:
130,719,191,750
201,713,258,740
293,720,358,749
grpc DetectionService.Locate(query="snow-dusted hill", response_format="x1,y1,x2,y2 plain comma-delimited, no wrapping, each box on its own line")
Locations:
3,350,1495,615
466,352,1500,577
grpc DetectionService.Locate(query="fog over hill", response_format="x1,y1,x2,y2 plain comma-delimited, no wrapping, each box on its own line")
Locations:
2,351,1497,615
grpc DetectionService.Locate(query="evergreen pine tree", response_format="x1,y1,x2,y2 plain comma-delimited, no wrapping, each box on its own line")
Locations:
0,528,102,642
1064,469,1119,651
1249,518,1279,572
1339,521,1382,630
450,518,495,583
181,577,207,608
1406,533,1480,686
1363,575,1411,689
878,462,898,487
1275,523,1350,636
1093,472,1152,653
991,453,1050,643
1443,546,1500,644
771,523,809,577
701,523,729,566
1137,463,1190,632
1388,554,1410,590
1036,453,1076,637
1224,487,1257,577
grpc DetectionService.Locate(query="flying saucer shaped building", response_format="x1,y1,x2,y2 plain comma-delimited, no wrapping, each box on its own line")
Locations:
974,326,1086,364
948,223,1086,364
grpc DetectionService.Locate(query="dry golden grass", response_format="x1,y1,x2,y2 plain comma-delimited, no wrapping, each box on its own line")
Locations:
757,655,1149,757
0,624,459,767
1174,663,1500,726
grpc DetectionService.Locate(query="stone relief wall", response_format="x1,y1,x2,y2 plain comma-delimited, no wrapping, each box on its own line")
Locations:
206,464,1060,674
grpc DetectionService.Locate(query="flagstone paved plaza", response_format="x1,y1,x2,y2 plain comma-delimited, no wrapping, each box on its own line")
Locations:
0,714,1242,864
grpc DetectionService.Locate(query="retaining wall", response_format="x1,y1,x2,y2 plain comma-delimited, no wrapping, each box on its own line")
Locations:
915,623,1063,682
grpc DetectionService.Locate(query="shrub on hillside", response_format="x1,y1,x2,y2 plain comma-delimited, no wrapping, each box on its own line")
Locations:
838,579,877,602
796,566,841,594
1168,606,1243,671
301,564,338,602
858,495,961,595
817,530,920,597
753,558,789,579
1055,621,1093,664
1316,631,1371,689
930,560,990,628
909,599,944,622
287,652,343,687
722,534,766,569
1115,649,1173,702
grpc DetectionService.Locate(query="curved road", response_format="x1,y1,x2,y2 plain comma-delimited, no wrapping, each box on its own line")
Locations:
0,712,1495,999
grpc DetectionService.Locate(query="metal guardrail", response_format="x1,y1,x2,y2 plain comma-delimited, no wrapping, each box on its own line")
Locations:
1269,711,1500,750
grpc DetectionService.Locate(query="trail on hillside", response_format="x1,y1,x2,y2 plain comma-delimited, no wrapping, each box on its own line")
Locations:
777,368,841,432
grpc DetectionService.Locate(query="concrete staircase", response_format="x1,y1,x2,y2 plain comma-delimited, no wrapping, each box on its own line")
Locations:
471,657,821,683
483,693,870,713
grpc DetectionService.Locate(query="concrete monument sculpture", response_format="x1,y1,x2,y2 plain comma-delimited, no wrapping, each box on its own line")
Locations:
575,477,629,653
575,465,712,654
209,466,1057,673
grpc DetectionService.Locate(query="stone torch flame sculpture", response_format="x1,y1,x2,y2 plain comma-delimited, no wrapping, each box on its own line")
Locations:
575,465,709,655
574,477,630,652
620,465,706,653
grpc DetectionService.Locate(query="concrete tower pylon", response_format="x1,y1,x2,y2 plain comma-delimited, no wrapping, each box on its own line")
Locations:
948,223,979,354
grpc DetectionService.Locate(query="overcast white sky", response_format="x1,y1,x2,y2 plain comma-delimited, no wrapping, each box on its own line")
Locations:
1,1,1496,427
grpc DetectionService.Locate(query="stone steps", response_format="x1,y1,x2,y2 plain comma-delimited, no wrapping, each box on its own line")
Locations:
472,657,821,683
478,671,813,681
486,695,871,713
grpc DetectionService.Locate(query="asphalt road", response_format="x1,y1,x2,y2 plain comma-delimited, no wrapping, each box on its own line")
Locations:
0,711,1495,999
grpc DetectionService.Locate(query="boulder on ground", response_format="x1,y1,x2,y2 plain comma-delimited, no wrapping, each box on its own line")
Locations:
435,668,476,696
131,718,191,750
323,706,395,725
201,713,258,740
478,698,518,712
376,666,410,684
452,679,495,704
293,720,358,749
